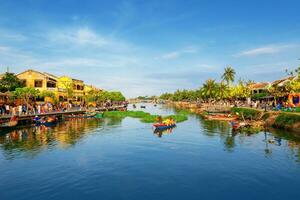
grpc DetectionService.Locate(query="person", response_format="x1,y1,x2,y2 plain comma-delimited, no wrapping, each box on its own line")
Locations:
5,104,10,115
156,116,163,123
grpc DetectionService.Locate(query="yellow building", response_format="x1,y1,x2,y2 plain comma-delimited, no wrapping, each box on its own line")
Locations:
15,69,102,103
57,76,84,103
17,69,58,92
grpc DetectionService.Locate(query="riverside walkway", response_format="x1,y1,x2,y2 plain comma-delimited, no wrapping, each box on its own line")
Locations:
0,105,126,122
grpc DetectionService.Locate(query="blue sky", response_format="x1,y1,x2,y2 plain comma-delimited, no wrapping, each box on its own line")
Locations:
0,0,300,97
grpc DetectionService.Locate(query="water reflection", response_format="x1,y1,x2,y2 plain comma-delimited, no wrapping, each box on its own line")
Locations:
153,128,174,138
1,105,300,164
0,117,124,160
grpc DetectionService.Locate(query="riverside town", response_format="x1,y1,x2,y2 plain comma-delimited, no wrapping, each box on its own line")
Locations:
1,1,300,200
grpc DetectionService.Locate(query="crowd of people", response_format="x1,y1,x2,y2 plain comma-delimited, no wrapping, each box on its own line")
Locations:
0,100,128,116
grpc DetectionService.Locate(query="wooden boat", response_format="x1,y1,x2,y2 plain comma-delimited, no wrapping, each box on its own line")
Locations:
204,114,238,121
0,116,18,128
153,123,176,130
140,105,146,108
230,121,250,131
35,117,58,127
95,113,104,118
64,113,96,119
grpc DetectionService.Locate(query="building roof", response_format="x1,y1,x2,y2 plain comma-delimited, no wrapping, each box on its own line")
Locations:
248,82,270,90
271,76,296,87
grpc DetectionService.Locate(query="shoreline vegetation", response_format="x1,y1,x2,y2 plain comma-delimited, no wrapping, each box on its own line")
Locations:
166,101,300,133
155,66,300,133
103,111,188,123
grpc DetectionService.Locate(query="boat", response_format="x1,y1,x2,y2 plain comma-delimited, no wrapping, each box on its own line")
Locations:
204,114,238,121
133,104,136,109
0,116,18,128
140,105,146,109
153,123,176,130
64,113,96,119
230,121,250,131
95,112,104,118
35,116,58,127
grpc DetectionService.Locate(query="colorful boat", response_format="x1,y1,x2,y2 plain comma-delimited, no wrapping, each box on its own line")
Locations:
35,116,58,127
64,113,96,119
153,123,176,130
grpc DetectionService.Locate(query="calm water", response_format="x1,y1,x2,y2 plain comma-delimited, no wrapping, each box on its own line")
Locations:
1,103,300,200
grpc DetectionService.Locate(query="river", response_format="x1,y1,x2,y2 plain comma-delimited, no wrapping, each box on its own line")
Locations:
0,103,300,200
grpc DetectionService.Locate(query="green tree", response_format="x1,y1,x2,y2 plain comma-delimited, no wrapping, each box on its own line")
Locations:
13,87,40,107
200,79,218,100
221,66,236,85
0,72,25,92
216,82,230,100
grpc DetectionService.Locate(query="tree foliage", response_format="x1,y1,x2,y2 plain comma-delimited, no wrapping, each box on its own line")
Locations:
0,72,25,92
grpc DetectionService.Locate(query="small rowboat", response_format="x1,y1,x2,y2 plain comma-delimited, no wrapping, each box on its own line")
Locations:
140,105,146,108
204,114,238,121
0,116,18,128
35,117,58,127
64,113,96,119
153,123,176,130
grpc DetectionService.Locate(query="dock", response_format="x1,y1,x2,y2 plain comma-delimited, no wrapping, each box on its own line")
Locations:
0,105,127,125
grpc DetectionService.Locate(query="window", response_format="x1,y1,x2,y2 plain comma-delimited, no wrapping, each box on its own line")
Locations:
34,80,43,88
47,81,56,88
21,79,27,86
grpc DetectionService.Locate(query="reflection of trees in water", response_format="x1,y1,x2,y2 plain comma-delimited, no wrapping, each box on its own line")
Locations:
0,119,103,159
199,118,235,152
269,128,300,163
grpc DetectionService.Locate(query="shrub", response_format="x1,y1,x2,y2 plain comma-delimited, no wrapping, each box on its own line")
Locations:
273,113,300,129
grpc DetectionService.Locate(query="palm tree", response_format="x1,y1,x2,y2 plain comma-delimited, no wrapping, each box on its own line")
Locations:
221,66,236,85
216,82,229,100
201,79,217,100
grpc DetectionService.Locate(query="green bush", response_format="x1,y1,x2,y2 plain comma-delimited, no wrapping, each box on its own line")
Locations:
273,113,300,129
231,107,262,120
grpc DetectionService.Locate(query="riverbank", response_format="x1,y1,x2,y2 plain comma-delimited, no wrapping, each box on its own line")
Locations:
168,101,300,133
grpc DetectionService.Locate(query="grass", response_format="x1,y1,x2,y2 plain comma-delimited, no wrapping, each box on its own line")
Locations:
274,113,300,128
103,111,188,123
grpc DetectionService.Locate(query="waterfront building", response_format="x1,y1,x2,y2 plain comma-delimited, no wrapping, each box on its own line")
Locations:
17,69,58,92
248,82,270,95
57,76,84,103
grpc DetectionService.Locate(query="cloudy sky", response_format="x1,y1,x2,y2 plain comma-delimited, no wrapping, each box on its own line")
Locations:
0,0,300,97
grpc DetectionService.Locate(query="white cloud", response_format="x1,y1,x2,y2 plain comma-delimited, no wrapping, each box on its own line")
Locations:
236,44,295,57
0,30,27,41
161,46,198,60
48,27,108,47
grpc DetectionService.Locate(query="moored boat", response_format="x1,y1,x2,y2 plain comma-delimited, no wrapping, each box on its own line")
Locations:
0,116,18,128
35,116,58,127
204,114,238,121
140,105,146,108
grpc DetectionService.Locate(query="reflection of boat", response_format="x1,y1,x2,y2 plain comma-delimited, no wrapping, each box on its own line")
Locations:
141,105,146,108
153,123,176,130
204,114,238,121
0,116,18,128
